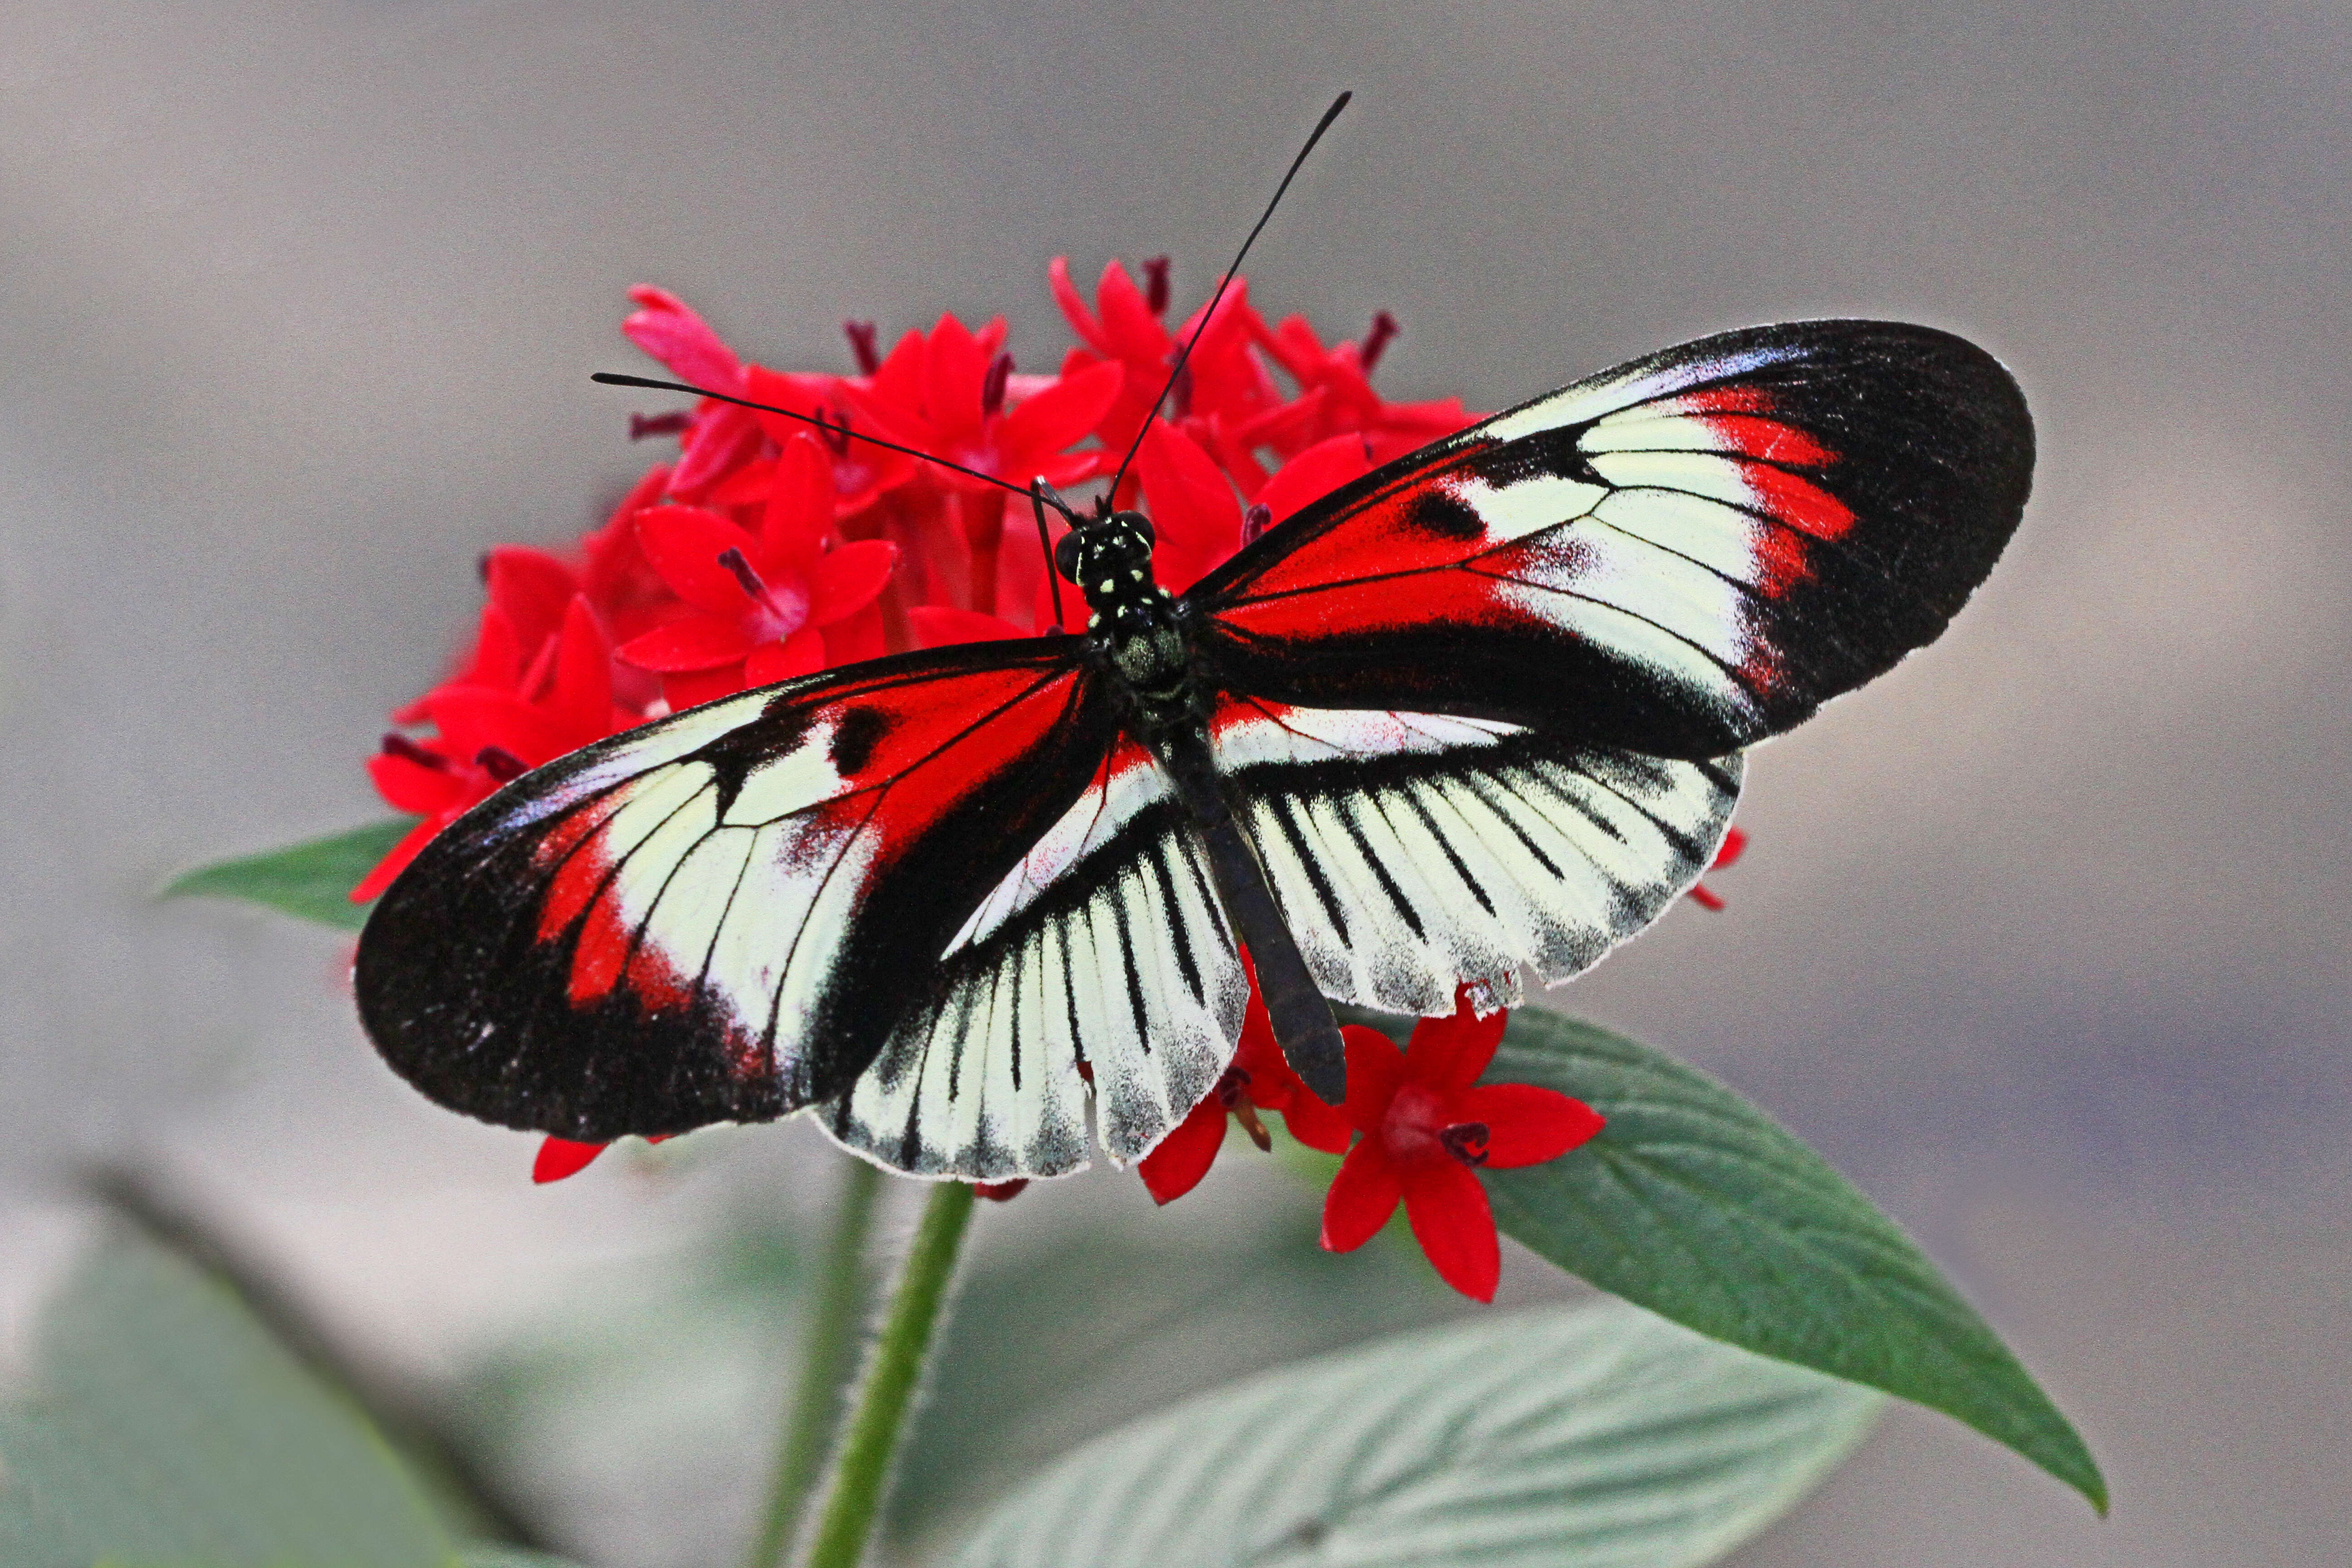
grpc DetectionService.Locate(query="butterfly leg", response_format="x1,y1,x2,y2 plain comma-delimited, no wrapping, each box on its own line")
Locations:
1158,726,1348,1104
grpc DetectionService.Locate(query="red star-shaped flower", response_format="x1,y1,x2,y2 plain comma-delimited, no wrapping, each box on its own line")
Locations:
617,433,899,710
1137,957,1354,1204
1320,989,1604,1302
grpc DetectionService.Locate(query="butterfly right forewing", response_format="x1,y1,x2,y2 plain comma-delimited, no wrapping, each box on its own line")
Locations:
1186,319,2034,760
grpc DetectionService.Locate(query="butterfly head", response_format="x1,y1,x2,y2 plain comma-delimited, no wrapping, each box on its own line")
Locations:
1056,510,1169,632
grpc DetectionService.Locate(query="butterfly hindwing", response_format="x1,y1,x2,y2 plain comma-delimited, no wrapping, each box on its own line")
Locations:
818,739,1251,1179
1213,699,1741,1017
1187,319,2032,758
355,640,1116,1142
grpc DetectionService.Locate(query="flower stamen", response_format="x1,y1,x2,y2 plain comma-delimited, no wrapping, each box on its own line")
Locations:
381,732,447,771
843,319,881,377
716,546,769,601
981,353,1014,418
475,745,529,782
1362,310,1399,375
1439,1121,1491,1168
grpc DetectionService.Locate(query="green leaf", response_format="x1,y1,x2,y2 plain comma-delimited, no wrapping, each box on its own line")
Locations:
0,1230,457,1568
1478,1007,2106,1512
164,818,416,930
951,1299,1881,1568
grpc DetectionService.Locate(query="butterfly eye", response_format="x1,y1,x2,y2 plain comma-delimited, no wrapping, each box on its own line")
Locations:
1053,529,1084,582
1126,514,1156,549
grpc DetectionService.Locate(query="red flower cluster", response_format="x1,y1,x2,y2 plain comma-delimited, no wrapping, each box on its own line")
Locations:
358,258,1476,1186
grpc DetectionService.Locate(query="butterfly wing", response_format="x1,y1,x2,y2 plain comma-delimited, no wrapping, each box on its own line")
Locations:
818,737,1251,1179
813,696,1739,1183
1212,698,1740,1018
355,640,1117,1142
1187,319,2032,758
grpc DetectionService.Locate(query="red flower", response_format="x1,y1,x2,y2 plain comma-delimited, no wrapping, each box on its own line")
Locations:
1320,990,1604,1302
1137,956,1355,1204
356,595,629,900
617,434,899,710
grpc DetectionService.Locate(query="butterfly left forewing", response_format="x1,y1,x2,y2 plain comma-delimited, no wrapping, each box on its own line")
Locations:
1187,318,2032,759
355,640,1115,1142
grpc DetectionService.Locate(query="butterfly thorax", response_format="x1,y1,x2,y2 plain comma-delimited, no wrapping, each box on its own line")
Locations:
1063,510,1199,735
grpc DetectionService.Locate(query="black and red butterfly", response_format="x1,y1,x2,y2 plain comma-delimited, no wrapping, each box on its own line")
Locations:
356,307,2032,1181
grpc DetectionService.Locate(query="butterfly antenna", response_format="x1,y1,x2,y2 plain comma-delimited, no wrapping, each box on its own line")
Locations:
1029,478,1070,631
1105,89,1352,499
591,372,1073,509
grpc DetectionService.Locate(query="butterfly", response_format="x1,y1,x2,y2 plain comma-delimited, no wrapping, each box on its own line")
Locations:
355,306,2032,1182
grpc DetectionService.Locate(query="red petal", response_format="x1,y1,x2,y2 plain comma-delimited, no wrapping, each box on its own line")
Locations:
1407,991,1508,1093
906,606,1024,647
707,456,778,508
1712,825,1749,869
1340,1024,1406,1135
1320,1140,1404,1252
922,312,987,443
670,402,764,501
635,505,763,614
1277,1088,1355,1155
810,539,899,625
449,601,525,695
429,686,570,767
547,597,614,738
485,547,580,654
824,603,886,666
1254,434,1376,528
1000,359,1123,469
868,328,930,424
764,433,836,575
1048,256,1109,353
974,1179,1029,1202
623,285,744,395
367,751,462,815
1138,1097,1230,1205
1402,1161,1499,1302
662,665,748,710
1094,259,1167,358
1134,421,1240,593
533,1137,607,1184
618,613,759,671
741,363,835,450
349,816,446,904
1459,1084,1605,1168
744,628,827,686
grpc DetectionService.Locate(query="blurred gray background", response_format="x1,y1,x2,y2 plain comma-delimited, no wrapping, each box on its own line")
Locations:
2,0,2347,1563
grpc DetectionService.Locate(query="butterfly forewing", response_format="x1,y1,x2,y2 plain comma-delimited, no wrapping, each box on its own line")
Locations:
1186,319,2032,759
355,640,1115,1141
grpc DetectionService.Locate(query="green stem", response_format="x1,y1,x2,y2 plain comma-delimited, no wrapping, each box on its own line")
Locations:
800,1179,977,1568
743,1157,885,1568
